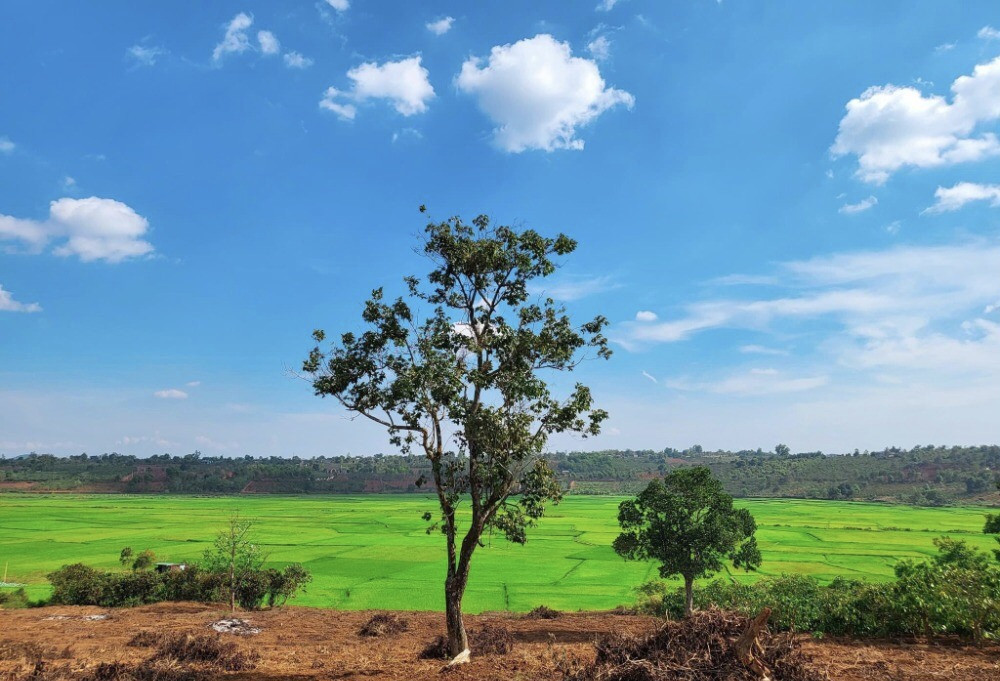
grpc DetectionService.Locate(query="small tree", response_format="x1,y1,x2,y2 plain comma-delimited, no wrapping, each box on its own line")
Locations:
119,547,133,568
302,210,609,658
132,549,156,572
203,514,263,612
613,466,761,616
774,443,790,457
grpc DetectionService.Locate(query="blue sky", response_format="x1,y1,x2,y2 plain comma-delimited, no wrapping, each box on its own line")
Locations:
3,1,1000,457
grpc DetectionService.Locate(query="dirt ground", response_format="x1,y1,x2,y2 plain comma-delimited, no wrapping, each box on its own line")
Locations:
2,603,999,681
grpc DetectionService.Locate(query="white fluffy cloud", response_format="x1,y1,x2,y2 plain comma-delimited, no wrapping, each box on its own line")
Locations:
0,284,41,313
257,30,280,55
635,310,658,322
154,389,188,400
325,0,349,11
925,182,1000,213
283,51,313,69
320,57,434,120
838,195,878,214
426,16,454,36
832,56,1000,183
0,137,14,154
212,12,253,62
457,35,633,152
0,197,154,263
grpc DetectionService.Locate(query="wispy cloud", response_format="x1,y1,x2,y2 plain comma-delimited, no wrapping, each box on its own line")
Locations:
924,182,1000,213
739,344,788,356
978,25,1000,40
667,369,828,396
536,274,621,301
0,284,41,313
154,389,188,400
127,44,166,67
839,195,877,214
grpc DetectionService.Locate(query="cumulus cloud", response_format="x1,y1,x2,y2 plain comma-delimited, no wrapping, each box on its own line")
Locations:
0,137,14,154
127,44,165,67
635,310,658,322
456,34,634,152
0,197,154,263
154,389,188,399
832,55,1000,183
925,181,1000,213
426,16,454,35
257,30,280,55
0,284,41,313
320,57,434,120
839,195,878,214
283,51,313,69
213,12,253,62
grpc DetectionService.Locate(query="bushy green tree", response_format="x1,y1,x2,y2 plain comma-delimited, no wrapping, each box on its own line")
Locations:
302,210,610,658
132,549,156,571
614,466,761,616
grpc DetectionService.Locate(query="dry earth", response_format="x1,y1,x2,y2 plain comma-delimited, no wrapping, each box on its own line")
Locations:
2,603,999,681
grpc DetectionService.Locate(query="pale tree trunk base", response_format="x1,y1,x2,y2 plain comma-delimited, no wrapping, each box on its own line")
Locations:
735,607,773,680
445,649,471,666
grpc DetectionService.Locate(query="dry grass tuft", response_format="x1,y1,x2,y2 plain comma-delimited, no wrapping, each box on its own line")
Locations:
358,612,410,638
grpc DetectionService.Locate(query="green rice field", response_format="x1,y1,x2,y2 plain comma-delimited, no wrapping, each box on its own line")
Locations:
0,494,994,612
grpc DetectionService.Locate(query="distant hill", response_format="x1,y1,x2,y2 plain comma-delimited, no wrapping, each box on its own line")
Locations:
1,444,997,506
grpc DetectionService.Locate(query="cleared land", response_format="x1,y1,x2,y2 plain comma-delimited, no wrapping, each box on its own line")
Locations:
0,495,995,611
1,603,998,681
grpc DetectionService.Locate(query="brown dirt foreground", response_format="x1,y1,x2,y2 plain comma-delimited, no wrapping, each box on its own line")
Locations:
2,603,999,681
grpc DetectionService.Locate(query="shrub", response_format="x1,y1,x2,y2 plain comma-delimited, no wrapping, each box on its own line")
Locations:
524,605,562,619
47,564,107,605
634,538,1000,641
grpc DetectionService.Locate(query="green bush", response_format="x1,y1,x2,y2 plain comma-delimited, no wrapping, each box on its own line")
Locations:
635,537,1000,642
45,556,311,610
48,563,107,605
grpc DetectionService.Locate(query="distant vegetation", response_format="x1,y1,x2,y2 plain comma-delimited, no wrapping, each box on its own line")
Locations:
2,443,998,505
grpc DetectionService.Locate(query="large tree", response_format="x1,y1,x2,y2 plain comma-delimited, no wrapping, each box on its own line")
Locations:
613,466,762,616
302,210,610,659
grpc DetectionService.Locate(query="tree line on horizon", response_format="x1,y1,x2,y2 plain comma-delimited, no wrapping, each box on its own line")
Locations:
2,443,997,506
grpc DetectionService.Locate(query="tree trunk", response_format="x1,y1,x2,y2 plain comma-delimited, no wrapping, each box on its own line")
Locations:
684,576,694,617
735,607,772,680
445,574,469,658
